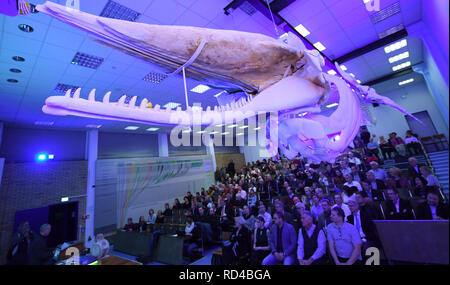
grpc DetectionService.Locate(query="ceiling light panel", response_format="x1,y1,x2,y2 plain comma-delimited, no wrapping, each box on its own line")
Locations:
142,72,168,83
54,83,80,94
71,52,104,69
100,0,141,21
384,39,407,54
388,51,409,63
190,84,210,93
370,2,401,24
392,61,411,71
163,102,181,109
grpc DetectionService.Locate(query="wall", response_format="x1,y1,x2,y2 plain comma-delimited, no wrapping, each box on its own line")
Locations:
0,160,87,265
367,81,449,140
98,132,158,159
0,127,86,163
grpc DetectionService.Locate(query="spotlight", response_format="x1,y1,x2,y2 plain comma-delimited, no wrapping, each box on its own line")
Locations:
48,154,55,159
37,153,47,161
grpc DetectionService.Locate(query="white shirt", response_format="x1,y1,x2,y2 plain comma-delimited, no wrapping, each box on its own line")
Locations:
332,203,351,221
349,157,361,166
405,136,420,144
430,205,437,219
353,210,366,239
344,181,362,192
297,224,326,261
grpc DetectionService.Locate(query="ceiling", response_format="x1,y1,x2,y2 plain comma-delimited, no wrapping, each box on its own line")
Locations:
0,0,425,133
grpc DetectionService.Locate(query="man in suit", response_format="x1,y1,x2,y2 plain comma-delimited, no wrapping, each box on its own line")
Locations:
407,157,424,186
274,201,294,226
384,189,415,220
262,211,297,265
317,199,332,231
347,199,381,256
366,171,386,192
416,189,449,220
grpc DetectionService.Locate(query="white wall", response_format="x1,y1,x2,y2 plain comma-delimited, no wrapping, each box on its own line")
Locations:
367,81,449,140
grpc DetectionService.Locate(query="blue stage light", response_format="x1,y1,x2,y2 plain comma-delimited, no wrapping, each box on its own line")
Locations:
37,153,47,161
48,154,54,159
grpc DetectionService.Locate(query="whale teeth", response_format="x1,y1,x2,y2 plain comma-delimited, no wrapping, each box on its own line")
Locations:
118,95,126,106
140,98,148,109
129,96,137,108
88,89,96,101
154,104,160,111
214,106,218,112
103,91,111,103
65,89,72,97
206,106,211,112
176,106,182,112
73,88,81,99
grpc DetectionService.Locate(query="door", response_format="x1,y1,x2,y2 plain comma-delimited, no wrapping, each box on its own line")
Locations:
405,111,438,138
47,202,78,247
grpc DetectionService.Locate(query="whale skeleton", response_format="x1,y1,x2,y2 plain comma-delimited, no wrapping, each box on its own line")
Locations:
36,1,420,162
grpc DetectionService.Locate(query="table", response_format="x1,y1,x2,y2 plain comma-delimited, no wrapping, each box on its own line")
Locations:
99,254,142,265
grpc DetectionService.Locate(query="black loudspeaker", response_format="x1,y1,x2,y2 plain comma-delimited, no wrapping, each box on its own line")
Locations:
372,103,380,107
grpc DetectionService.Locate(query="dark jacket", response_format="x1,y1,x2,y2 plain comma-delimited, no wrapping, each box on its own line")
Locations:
229,226,251,258
347,209,380,244
408,164,424,181
29,234,53,265
269,222,297,257
416,202,449,220
384,199,415,220
317,211,332,230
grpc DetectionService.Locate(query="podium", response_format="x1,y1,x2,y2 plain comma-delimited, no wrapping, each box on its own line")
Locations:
374,220,449,264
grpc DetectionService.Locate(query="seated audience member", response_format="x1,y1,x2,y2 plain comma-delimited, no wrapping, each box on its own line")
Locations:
355,191,382,219
274,201,294,226
241,205,256,232
384,189,414,220
29,224,55,265
173,198,182,210
365,152,379,164
183,216,201,261
405,130,422,155
420,166,441,188
366,138,380,159
318,171,329,188
310,195,323,221
163,203,173,218
366,171,387,192
332,193,351,221
350,166,364,182
7,221,33,265
379,135,396,160
137,216,147,232
368,162,388,181
251,216,271,265
333,170,346,190
413,177,429,199
347,199,381,255
194,206,208,223
95,233,110,259
247,188,257,209
302,187,314,208
257,203,272,229
223,217,251,265
389,132,407,157
416,189,449,220
155,210,165,224
124,218,136,232
297,211,327,265
339,160,352,176
148,209,156,224
342,186,357,204
407,157,424,186
387,167,410,190
182,196,191,209
361,180,385,202
327,208,362,265
317,199,333,231
344,173,362,192
262,212,297,265
219,198,235,232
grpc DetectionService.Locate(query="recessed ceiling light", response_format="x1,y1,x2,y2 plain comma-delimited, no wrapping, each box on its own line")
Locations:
236,133,244,136
35,121,54,126
86,124,102,128
392,61,411,71
327,70,337,75
326,103,339,108
54,83,80,94
399,78,414,86
100,0,141,21
227,124,238,128
125,126,139,130
190,84,210,93
214,91,226,98
221,132,230,135
239,126,248,129
388,51,410,63
215,124,224,127
142,71,168,84
294,24,310,37
9,68,21,73
196,130,206,134
7,79,18,83
146,127,159,131
163,102,181,109
356,79,361,84
349,73,355,77
384,39,407,54
209,131,219,135
254,127,261,130
370,2,401,24
12,56,25,62
313,42,326,51
340,65,347,71
18,24,33,33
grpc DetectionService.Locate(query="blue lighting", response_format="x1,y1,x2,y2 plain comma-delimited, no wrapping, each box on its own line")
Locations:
48,154,54,159
37,153,47,161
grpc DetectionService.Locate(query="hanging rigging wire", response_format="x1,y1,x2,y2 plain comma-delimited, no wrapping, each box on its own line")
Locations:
265,0,280,38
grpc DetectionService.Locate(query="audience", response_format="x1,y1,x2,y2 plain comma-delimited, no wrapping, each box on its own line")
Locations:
416,189,449,220
385,189,415,220
250,216,271,265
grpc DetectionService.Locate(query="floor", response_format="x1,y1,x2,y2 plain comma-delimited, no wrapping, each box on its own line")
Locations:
109,246,220,265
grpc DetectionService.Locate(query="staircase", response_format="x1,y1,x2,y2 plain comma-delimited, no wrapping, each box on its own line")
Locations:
381,155,428,172
428,151,449,198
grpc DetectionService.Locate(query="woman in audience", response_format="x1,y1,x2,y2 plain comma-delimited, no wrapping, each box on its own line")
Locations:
310,194,323,221
420,166,441,188
222,217,251,265
137,216,147,232
182,196,191,210
327,207,362,265
389,132,407,157
413,176,428,199
343,173,362,192
250,216,271,265
405,130,422,155
333,169,346,190
387,167,410,190
241,205,256,232
173,198,182,210
148,209,156,224
183,216,201,262
379,135,396,160
124,218,136,232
